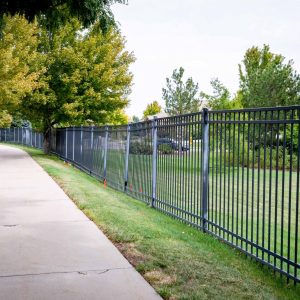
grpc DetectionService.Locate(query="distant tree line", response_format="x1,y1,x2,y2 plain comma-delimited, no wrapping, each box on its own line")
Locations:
161,44,299,115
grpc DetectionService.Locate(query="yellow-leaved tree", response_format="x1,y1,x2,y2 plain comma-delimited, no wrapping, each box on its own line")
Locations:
0,15,134,152
0,15,44,126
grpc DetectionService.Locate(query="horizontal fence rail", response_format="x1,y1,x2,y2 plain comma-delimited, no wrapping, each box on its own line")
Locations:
1,105,299,284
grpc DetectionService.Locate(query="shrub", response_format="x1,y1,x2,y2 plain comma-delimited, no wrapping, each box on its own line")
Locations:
158,144,173,154
129,141,152,155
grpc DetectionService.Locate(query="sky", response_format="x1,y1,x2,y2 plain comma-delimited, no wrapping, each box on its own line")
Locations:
111,0,300,118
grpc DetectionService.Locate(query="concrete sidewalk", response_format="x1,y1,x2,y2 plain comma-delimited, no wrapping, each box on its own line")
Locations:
0,145,161,300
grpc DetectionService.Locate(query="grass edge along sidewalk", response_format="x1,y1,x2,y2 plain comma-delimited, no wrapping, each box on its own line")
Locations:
9,144,300,300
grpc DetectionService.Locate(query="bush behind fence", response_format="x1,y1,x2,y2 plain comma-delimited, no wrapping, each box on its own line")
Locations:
1,105,299,284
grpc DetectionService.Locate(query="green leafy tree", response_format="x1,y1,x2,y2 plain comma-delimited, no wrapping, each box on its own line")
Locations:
0,0,127,33
106,109,129,125
143,101,162,119
20,18,134,152
0,110,12,127
163,67,201,116
10,115,31,128
239,44,300,108
132,115,140,123
201,78,242,110
0,15,43,125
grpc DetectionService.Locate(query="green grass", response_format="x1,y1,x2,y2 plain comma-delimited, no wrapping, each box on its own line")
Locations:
95,148,299,277
101,150,300,275
3,143,300,300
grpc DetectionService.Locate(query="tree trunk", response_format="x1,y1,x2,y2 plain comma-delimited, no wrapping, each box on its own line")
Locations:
43,128,51,154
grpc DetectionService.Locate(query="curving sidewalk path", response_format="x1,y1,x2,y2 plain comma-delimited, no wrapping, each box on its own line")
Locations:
0,145,161,300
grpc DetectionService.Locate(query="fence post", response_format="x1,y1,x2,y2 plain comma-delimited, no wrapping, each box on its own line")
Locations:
72,126,75,161
124,124,131,192
80,125,83,163
151,117,158,208
30,128,32,146
103,126,108,180
90,126,94,173
65,128,68,159
201,108,209,231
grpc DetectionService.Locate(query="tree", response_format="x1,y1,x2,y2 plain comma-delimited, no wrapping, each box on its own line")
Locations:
0,110,12,127
163,67,201,116
143,101,162,119
0,0,126,33
239,44,300,108
0,15,134,152
0,15,43,124
19,18,134,152
200,78,242,110
106,109,129,125
131,115,140,123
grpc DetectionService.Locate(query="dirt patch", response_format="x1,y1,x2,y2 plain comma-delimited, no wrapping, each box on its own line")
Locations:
115,242,146,267
144,270,176,285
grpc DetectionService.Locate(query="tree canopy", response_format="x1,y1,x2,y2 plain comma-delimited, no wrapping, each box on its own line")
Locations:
163,67,201,116
239,44,300,108
0,15,134,151
201,78,242,110
0,15,43,126
143,101,162,119
0,0,127,32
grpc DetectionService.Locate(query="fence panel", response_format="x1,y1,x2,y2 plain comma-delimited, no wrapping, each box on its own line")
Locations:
91,127,106,179
155,113,204,228
105,125,127,191
0,127,43,149
126,121,153,204
207,107,300,282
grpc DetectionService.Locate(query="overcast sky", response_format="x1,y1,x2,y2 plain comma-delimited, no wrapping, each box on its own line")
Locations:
111,0,300,117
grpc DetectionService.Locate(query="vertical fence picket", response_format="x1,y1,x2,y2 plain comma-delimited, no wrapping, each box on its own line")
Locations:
103,126,109,180
72,127,75,161
124,124,131,192
65,128,68,159
80,125,83,164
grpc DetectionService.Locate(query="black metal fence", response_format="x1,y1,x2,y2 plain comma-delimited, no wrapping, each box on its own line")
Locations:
0,127,43,149
1,106,299,283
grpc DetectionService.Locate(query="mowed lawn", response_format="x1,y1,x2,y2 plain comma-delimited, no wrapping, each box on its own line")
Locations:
5,144,300,300
88,147,299,277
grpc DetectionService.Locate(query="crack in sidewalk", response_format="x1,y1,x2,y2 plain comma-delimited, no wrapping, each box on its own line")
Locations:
0,219,91,227
0,267,133,279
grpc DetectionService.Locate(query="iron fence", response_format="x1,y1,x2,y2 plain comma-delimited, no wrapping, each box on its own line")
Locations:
0,127,43,149
0,105,299,284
